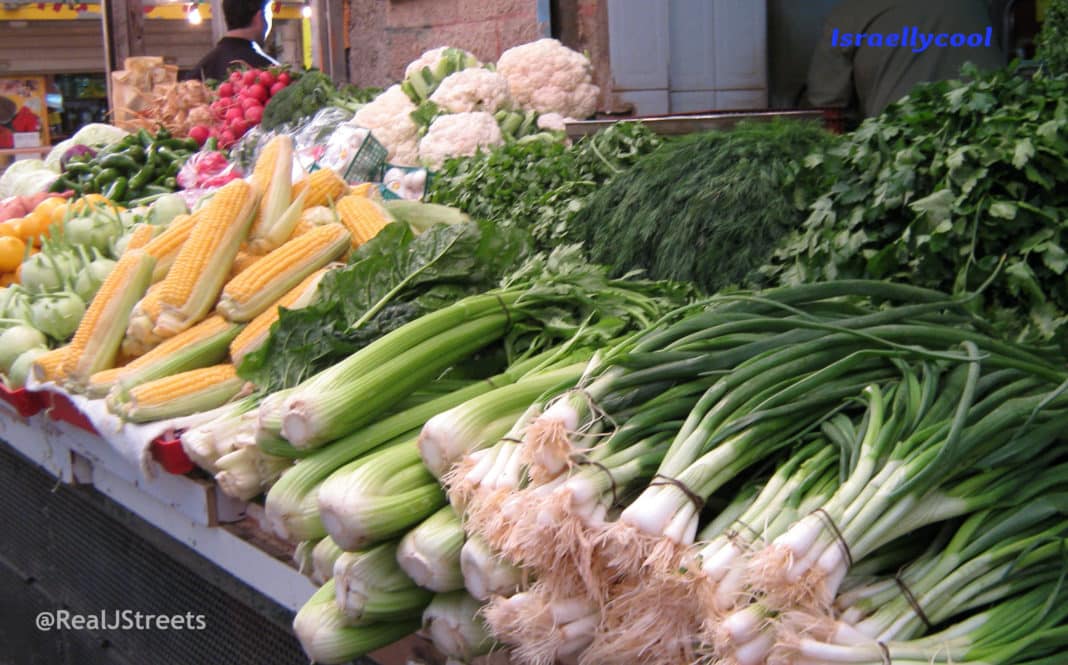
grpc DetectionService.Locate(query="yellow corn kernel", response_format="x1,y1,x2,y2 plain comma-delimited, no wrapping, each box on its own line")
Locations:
249,135,286,193
335,195,391,248
124,224,158,252
230,250,263,278
248,135,294,241
349,182,374,197
218,224,349,322
154,179,258,337
141,211,200,281
31,346,70,383
229,266,331,364
292,169,348,210
114,363,245,422
87,366,127,396
62,249,155,385
287,219,315,240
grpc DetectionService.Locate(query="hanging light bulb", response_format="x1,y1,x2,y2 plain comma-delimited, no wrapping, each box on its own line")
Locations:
187,2,202,25
301,4,312,19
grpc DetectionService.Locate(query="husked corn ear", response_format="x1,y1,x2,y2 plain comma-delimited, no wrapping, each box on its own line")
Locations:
230,250,262,278
124,282,165,354
108,364,245,423
62,249,156,388
141,211,200,282
292,168,348,209
218,224,350,322
248,189,306,255
349,182,374,197
154,179,259,338
248,135,293,242
31,346,70,384
287,219,316,240
124,224,158,252
229,266,332,365
88,315,243,398
335,195,392,248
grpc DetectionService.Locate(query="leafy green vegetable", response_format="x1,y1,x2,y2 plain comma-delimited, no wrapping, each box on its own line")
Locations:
261,70,375,130
761,65,1068,344
427,121,662,250
569,120,837,295
237,219,532,391
1038,0,1068,75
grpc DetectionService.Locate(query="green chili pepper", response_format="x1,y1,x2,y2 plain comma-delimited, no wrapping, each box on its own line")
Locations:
104,177,128,202
93,167,121,190
156,146,186,164
162,177,178,190
142,184,173,196
137,129,154,148
100,153,140,171
64,162,93,175
128,164,156,191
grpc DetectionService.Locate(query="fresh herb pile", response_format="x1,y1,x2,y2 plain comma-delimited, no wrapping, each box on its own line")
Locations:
426,122,662,250
762,65,1068,343
238,219,531,391
1037,0,1068,75
568,120,837,294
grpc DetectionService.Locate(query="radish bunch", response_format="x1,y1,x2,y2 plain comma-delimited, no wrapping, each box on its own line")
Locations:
191,68,294,149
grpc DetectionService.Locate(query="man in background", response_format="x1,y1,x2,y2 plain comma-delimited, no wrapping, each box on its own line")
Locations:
185,0,280,82
806,0,1005,118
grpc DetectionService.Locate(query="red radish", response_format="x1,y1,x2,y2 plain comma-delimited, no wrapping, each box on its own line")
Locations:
218,82,235,98
230,119,251,137
240,95,262,110
277,71,291,86
244,105,264,124
242,69,258,86
257,70,275,87
269,81,287,97
225,106,245,122
188,125,211,146
229,70,242,84
246,83,269,103
219,129,236,146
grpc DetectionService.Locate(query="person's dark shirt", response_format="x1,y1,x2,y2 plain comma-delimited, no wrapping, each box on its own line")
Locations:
185,37,278,82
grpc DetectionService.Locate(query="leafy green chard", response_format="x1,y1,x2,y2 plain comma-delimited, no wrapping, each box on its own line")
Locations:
762,65,1068,344
237,218,531,391
427,121,662,249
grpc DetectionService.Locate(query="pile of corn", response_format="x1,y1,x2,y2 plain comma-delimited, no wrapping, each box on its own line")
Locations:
32,135,394,424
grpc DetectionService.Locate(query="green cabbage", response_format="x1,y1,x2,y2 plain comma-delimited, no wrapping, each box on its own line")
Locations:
45,123,129,170
0,159,58,199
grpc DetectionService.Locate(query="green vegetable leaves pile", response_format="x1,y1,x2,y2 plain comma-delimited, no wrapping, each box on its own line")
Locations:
762,65,1068,343
427,122,662,250
569,120,837,295
237,219,531,392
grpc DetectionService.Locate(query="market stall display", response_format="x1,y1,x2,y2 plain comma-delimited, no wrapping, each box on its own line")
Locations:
3,31,1068,665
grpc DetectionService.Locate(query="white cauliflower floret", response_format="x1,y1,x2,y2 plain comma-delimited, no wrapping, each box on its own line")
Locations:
536,112,569,132
350,84,420,165
429,68,513,114
418,112,504,170
496,38,600,119
404,46,480,80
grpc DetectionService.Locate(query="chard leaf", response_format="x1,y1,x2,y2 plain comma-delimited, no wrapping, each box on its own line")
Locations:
1013,138,1036,169
989,201,1018,220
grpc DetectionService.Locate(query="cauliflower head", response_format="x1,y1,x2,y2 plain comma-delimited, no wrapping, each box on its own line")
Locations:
350,84,421,165
418,111,504,170
536,112,568,132
404,46,480,80
496,38,600,119
429,68,513,114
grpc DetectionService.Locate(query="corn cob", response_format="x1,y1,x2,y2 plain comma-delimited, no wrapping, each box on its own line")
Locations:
124,223,158,252
153,179,259,338
88,314,243,398
247,134,293,243
335,195,393,248
230,250,263,278
124,282,165,355
287,219,316,240
218,224,350,322
287,206,338,241
229,266,333,365
30,345,70,384
62,249,156,388
108,363,246,423
248,190,306,255
349,182,374,197
292,168,348,210
141,211,200,282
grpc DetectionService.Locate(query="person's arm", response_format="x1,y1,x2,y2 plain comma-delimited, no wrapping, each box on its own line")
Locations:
805,22,856,109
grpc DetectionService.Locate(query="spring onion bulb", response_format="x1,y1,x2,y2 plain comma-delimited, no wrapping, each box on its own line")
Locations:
460,534,523,602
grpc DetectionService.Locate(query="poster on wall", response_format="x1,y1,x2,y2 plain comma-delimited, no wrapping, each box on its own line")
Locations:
0,76,50,151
